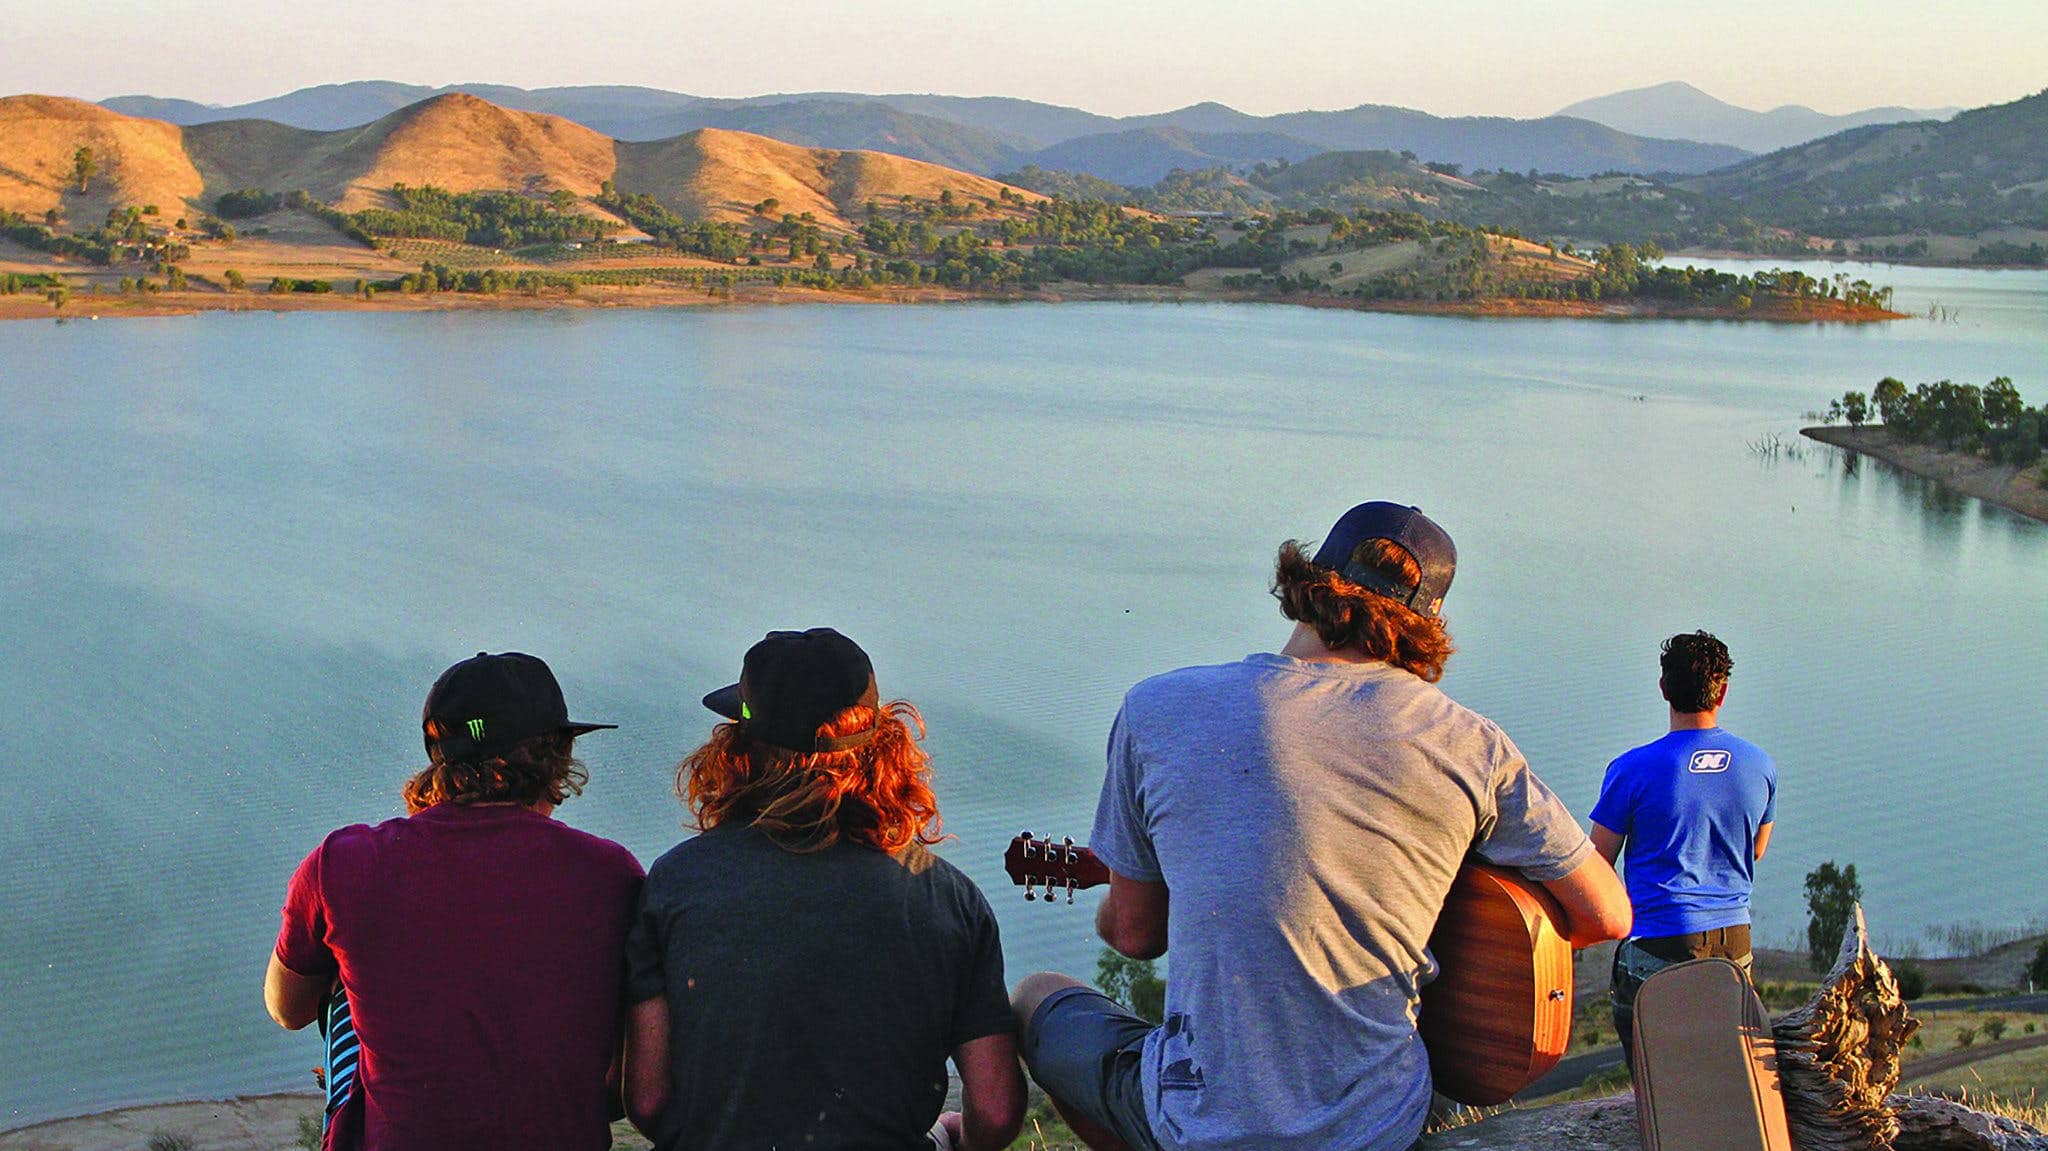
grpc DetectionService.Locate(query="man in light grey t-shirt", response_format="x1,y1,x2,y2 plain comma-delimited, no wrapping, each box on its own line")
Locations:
1013,502,1633,1151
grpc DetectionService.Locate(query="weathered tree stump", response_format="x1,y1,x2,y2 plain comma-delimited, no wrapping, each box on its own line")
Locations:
1772,904,1921,1149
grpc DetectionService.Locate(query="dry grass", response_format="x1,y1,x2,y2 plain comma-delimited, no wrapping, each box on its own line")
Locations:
615,128,1037,234
183,93,617,211
1908,1044,2048,1097
0,95,205,220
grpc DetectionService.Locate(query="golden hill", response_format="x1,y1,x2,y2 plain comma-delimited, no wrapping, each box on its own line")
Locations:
185,93,617,211
616,128,1039,231
1,92,1039,236
0,95,204,221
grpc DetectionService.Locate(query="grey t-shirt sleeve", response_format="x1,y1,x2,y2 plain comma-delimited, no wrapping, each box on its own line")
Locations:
949,882,1015,1048
622,884,667,1004
1473,724,1594,883
1089,703,1163,884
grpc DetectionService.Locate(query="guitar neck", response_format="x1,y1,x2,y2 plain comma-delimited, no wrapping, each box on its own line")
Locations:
1002,832,1111,902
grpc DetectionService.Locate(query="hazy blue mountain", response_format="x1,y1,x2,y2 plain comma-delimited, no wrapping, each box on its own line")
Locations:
96,81,1747,180
749,93,1116,148
1688,88,2046,209
171,81,442,130
100,94,219,122
1125,101,1271,135
1557,81,1960,153
1115,101,1748,176
1021,126,1324,185
1266,106,1750,175
629,100,1028,172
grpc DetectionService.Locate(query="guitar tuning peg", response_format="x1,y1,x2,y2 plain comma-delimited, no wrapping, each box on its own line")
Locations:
1065,879,1078,904
1023,878,1037,901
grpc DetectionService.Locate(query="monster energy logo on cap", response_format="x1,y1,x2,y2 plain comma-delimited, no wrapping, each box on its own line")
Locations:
421,651,618,760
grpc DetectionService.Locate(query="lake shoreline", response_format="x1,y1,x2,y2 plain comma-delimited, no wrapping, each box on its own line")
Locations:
1802,426,2048,525
0,280,1905,325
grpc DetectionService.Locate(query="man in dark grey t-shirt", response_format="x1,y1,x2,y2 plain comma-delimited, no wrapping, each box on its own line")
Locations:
622,629,1022,1151
1014,503,1634,1151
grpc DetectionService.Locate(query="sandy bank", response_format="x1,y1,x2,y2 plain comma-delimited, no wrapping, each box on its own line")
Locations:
1802,426,2048,525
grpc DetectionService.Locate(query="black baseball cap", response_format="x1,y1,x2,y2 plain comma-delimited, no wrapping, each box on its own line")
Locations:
702,628,881,754
1310,502,1458,617
422,652,616,761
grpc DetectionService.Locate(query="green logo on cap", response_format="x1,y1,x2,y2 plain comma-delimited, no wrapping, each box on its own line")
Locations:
740,702,752,720
467,718,486,741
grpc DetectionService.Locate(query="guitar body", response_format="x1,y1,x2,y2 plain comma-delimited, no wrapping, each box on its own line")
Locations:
1418,863,1574,1105
1002,836,1572,1107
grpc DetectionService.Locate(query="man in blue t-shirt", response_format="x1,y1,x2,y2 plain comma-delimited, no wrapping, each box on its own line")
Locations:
1590,630,1776,1066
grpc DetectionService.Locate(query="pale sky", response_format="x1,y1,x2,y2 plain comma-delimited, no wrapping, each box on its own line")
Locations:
4,0,2043,118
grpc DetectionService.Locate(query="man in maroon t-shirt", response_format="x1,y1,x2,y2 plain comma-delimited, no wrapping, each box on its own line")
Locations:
265,652,644,1151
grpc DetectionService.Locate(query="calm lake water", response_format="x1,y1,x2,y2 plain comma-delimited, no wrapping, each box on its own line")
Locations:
3,261,2045,1126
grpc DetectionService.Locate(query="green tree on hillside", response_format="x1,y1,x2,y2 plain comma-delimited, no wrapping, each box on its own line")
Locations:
2029,939,2048,989
1805,860,1862,972
71,146,96,194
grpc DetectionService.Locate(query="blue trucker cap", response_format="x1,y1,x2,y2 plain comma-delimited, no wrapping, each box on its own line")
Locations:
1309,502,1457,617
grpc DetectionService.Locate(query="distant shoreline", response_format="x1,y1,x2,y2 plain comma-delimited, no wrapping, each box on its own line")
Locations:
1802,425,2048,525
0,281,1906,325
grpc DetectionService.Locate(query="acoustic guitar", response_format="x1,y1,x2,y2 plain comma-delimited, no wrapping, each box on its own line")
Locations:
1001,832,1573,1105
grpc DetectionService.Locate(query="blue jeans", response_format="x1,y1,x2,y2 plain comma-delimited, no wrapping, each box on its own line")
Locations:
1022,986,1164,1151
1611,926,1753,1068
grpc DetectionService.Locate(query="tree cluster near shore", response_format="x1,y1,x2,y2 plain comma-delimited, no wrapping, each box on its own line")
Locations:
4,176,1898,322
1827,376,2046,468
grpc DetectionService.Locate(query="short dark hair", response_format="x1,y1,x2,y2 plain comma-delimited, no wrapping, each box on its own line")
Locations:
403,731,587,813
1272,539,1455,682
1661,631,1733,714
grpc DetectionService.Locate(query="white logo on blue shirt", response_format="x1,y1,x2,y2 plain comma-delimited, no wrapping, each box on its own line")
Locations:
1688,749,1732,774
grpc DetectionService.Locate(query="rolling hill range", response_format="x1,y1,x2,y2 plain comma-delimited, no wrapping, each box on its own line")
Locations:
1681,88,2048,236
100,80,1752,180
1557,81,1959,154
2,92,1036,233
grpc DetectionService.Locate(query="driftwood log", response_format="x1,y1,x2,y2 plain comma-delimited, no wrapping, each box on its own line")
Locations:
1419,1096,2048,1151
1891,1095,2048,1151
1773,904,1921,1149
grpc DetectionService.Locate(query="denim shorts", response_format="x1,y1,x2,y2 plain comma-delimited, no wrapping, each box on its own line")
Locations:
1022,986,1163,1151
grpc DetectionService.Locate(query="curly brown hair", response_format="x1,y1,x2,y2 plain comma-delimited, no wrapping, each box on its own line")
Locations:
402,732,588,813
1272,538,1456,682
1660,631,1733,713
678,700,943,854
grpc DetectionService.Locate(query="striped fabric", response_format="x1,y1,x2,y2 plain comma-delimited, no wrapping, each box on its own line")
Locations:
318,983,359,1128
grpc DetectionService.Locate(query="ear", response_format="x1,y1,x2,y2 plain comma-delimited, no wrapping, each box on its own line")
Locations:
1657,676,1670,702
1714,682,1729,708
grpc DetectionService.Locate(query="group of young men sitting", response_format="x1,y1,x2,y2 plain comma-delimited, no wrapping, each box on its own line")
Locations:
264,501,1776,1151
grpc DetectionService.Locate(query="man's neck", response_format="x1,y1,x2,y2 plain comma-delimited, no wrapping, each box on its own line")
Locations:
1279,623,1381,665
1670,709,1720,731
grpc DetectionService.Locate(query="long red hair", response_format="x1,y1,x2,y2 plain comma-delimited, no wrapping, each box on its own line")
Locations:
1272,538,1457,682
678,700,943,853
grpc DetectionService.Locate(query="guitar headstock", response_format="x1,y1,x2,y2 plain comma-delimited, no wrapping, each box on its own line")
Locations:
1003,831,1111,905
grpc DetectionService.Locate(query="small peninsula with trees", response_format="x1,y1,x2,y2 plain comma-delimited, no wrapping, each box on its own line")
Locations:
1805,376,2048,524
